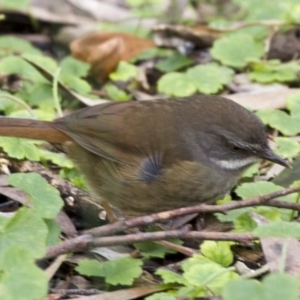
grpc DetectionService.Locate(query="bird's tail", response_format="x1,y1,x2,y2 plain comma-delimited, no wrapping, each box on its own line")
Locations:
0,118,70,143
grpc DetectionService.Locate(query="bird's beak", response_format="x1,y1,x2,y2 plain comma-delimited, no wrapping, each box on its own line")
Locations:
260,148,291,168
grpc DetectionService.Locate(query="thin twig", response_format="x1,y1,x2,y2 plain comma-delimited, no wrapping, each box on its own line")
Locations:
45,186,300,259
155,240,198,257
91,231,254,247
264,199,300,211
84,186,300,238
45,254,68,279
44,235,93,260
45,231,254,259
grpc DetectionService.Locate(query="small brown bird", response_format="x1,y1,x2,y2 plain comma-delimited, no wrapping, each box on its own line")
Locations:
0,95,289,217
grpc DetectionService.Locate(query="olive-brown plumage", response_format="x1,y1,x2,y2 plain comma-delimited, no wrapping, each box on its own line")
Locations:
0,96,289,217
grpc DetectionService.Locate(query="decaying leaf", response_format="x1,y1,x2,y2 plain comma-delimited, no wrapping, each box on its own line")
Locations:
251,213,300,276
70,32,155,82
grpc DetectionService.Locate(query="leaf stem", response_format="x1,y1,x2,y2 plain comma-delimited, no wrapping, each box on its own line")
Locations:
0,94,35,118
52,67,63,117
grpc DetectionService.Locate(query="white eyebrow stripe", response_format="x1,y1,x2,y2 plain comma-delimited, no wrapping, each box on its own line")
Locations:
211,157,260,170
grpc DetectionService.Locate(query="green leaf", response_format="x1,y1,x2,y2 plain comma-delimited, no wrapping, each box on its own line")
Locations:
181,254,217,271
22,53,57,73
60,168,86,189
215,207,252,223
232,0,288,20
60,74,92,95
249,60,300,83
253,221,300,238
8,108,55,120
234,207,281,233
39,150,74,168
131,0,162,19
222,273,299,300
156,269,187,284
45,219,61,246
234,207,280,231
216,195,232,205
200,241,233,267
256,108,277,124
291,179,300,187
109,61,138,81
211,33,264,68
257,92,300,136
131,48,171,62
274,137,300,159
0,246,48,300
8,173,64,219
233,181,296,223
286,91,300,119
222,278,262,300
76,257,143,286
261,273,299,300
284,3,300,23
242,163,260,178
236,181,296,203
186,63,234,94
0,36,41,55
105,84,131,101
0,207,47,258
60,56,90,77
157,72,196,97
183,263,238,294
234,212,257,232
255,207,281,221
134,239,182,258
0,56,47,83
26,83,55,108
258,109,300,136
145,293,177,300
0,137,41,161
126,0,147,6
0,214,11,230
156,52,192,72
0,91,19,113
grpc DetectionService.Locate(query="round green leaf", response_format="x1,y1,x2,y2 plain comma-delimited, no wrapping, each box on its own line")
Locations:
0,246,48,300
274,137,300,159
186,63,234,94
109,61,138,81
0,208,47,258
157,72,196,97
253,221,300,238
184,263,238,294
222,278,262,300
8,173,64,219
211,33,264,68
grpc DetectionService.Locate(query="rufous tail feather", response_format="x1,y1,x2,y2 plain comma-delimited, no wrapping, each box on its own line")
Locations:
0,118,70,143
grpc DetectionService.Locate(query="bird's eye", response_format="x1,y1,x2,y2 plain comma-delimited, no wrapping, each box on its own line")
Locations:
230,145,241,152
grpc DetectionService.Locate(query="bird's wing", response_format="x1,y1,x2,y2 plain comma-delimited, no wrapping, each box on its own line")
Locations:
52,101,179,165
